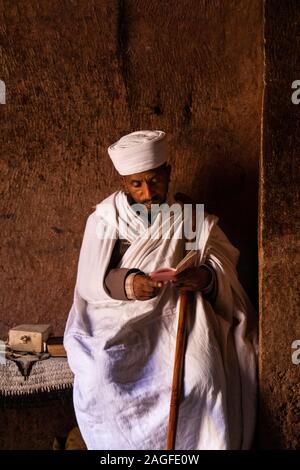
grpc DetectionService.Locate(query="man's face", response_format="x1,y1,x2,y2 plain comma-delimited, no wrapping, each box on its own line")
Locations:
122,164,171,210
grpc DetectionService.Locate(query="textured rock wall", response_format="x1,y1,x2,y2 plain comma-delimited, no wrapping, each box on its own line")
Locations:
0,0,262,340
0,0,263,450
259,0,300,449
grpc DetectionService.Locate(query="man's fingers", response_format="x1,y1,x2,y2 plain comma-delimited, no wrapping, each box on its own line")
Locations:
137,286,161,298
134,276,163,300
141,287,159,295
173,282,184,288
136,285,156,294
174,268,193,280
173,279,190,288
137,276,162,289
173,275,185,284
148,280,162,288
137,293,156,300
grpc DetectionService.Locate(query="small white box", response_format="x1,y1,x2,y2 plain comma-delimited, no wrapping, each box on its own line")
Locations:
8,324,52,353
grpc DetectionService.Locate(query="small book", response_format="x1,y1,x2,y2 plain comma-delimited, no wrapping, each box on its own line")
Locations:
46,336,67,357
150,250,198,282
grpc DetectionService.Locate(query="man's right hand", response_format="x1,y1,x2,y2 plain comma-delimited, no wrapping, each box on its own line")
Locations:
133,275,163,301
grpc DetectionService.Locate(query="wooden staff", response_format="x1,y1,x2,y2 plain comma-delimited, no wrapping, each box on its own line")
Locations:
166,289,191,450
166,192,196,449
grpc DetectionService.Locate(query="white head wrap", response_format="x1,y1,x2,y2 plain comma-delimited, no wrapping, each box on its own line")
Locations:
108,130,167,175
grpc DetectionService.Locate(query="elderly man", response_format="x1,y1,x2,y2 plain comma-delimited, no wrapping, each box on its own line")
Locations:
64,130,257,450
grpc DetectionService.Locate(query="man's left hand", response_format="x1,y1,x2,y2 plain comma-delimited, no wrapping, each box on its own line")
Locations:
172,266,212,292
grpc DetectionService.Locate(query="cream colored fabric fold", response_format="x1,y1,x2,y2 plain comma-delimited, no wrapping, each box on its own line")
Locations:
108,130,167,175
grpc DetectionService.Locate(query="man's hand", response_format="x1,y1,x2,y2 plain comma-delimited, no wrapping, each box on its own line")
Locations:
133,275,163,301
172,266,212,292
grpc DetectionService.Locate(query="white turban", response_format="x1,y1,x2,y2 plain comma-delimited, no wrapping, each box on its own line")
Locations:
108,130,167,175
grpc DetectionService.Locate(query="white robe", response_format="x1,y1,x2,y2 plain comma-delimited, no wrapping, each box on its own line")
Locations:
64,191,257,450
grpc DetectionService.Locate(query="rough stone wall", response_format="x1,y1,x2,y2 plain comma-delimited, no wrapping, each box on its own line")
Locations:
0,0,263,450
0,0,262,340
259,0,300,449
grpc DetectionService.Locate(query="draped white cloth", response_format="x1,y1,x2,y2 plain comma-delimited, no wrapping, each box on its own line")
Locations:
64,191,257,450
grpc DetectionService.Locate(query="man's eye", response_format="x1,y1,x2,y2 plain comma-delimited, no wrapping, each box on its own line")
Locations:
132,182,141,188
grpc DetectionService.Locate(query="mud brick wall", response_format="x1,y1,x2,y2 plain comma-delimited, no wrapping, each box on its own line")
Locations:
259,0,300,449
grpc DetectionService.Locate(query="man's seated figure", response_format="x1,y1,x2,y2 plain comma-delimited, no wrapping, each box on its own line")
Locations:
64,130,257,450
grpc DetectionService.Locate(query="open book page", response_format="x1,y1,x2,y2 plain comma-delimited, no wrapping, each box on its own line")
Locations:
175,250,198,273
150,250,199,282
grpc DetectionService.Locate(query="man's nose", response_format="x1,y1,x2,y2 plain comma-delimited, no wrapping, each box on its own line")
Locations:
142,183,155,200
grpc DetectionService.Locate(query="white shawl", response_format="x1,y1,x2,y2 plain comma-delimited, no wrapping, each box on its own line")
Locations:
64,191,257,450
